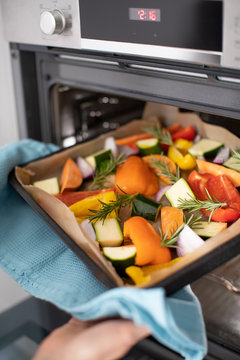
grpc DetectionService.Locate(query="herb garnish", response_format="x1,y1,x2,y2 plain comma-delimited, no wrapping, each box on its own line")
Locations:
87,188,138,223
88,153,125,190
150,157,180,184
177,189,227,221
144,124,173,146
231,148,240,162
160,214,203,248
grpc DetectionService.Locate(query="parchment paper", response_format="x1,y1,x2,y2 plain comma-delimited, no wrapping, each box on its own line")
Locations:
15,104,240,288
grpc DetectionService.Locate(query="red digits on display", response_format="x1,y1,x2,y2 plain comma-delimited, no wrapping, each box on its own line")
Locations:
137,9,146,20
149,10,157,21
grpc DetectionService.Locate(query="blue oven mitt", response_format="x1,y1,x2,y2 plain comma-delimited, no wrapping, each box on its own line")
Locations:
0,139,207,360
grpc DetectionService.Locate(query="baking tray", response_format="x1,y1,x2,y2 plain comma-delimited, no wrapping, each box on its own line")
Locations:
8,115,240,295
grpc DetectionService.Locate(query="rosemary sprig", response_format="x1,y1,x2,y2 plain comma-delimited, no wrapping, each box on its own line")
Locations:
150,157,180,184
87,189,138,223
184,214,203,229
144,124,173,146
160,214,203,248
160,224,183,248
231,148,240,162
177,189,227,221
88,153,125,190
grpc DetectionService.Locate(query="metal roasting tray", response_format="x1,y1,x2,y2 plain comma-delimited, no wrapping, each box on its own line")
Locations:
8,136,240,295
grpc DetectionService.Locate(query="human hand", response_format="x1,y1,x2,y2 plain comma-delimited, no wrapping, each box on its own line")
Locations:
32,318,150,360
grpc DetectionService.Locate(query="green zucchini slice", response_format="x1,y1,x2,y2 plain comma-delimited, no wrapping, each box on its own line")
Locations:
189,139,223,158
165,178,196,208
93,218,123,247
103,246,136,275
33,177,60,194
136,138,162,156
85,149,112,170
223,157,240,172
131,194,161,222
193,221,227,238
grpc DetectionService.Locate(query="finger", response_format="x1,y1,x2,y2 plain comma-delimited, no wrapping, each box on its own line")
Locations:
66,319,150,360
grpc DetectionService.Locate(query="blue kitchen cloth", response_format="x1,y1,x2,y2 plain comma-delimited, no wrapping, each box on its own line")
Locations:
0,139,207,360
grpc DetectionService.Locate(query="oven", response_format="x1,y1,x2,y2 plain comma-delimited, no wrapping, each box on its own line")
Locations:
1,0,240,358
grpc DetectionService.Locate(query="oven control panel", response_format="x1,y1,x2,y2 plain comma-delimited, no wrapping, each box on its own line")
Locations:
2,0,81,49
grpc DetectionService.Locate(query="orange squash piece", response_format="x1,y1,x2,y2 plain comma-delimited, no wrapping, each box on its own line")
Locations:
124,216,171,266
60,158,83,193
115,156,159,196
143,155,176,185
161,206,184,239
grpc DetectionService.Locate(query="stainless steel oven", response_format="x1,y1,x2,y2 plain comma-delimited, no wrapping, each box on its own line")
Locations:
2,0,240,358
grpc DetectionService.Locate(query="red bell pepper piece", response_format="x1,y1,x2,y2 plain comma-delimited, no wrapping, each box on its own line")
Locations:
187,170,212,201
202,208,240,222
161,144,169,153
172,126,196,141
55,187,116,207
187,170,240,222
207,175,240,212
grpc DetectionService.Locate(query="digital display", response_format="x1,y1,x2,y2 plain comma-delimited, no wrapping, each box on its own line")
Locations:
129,8,160,22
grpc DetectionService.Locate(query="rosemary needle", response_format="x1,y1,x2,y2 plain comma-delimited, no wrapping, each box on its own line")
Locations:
160,214,203,248
88,153,125,190
150,157,180,184
231,148,240,162
87,190,138,224
177,190,227,221
144,124,173,146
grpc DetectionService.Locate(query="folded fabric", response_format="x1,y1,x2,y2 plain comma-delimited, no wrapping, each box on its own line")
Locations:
0,139,207,359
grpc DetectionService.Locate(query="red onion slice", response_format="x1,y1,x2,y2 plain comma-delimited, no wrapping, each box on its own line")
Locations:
117,145,139,157
76,156,95,179
176,225,204,257
80,219,97,242
213,146,230,165
193,134,201,143
104,136,118,158
155,186,171,202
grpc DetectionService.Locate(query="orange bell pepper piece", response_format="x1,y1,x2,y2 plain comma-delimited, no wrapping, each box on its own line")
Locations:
124,216,172,266
115,156,159,196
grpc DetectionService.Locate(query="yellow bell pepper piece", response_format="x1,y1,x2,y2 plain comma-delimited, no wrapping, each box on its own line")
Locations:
126,258,183,285
141,257,183,275
168,146,196,170
69,191,117,220
174,139,193,155
178,154,196,170
125,266,151,285
168,145,183,164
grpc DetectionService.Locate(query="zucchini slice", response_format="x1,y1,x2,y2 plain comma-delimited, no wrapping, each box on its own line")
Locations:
103,246,136,275
93,218,123,247
85,149,112,170
224,157,240,172
136,138,162,156
33,177,60,194
189,139,223,158
193,221,227,238
131,194,161,222
165,178,196,208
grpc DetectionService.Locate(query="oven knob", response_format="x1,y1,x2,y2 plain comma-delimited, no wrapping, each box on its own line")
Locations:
40,10,66,35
